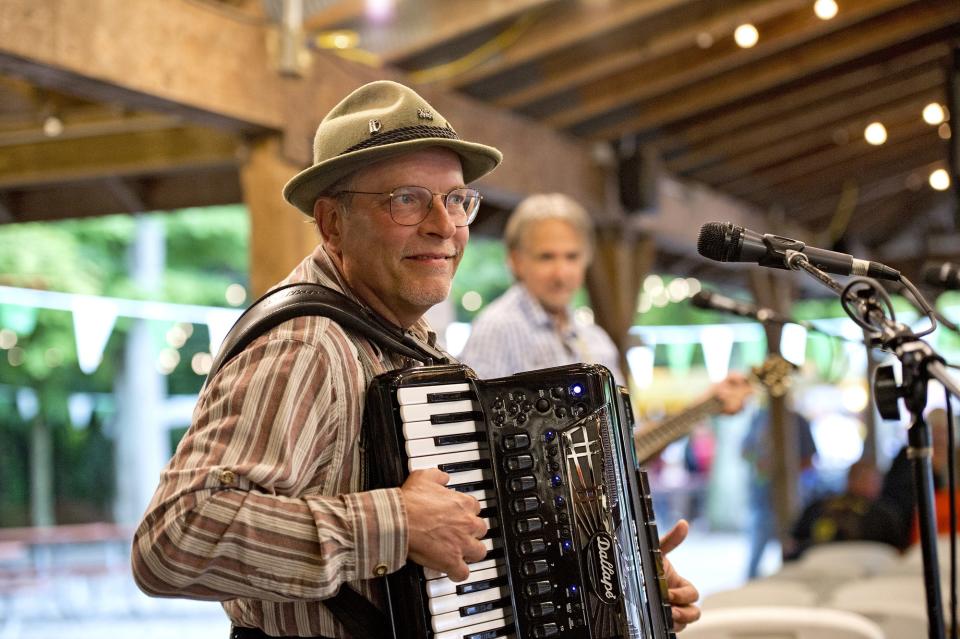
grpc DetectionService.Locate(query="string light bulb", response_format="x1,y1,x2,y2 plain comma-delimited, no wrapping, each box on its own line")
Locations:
814,0,838,20
734,24,759,48
864,122,887,145
929,168,951,191
922,103,946,126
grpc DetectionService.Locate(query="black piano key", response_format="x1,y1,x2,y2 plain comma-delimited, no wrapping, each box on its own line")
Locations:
464,623,515,639
427,390,475,402
460,597,509,618
435,432,486,446
439,459,491,474
450,480,494,494
456,575,507,595
431,410,484,425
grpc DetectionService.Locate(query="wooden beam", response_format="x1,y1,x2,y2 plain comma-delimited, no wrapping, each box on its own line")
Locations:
721,120,939,198
0,126,241,188
667,68,944,175
658,43,950,157
0,0,607,208
0,167,243,222
444,0,696,89
585,0,960,139
496,0,808,110
549,0,921,129
687,86,944,185
240,136,319,297
377,0,558,65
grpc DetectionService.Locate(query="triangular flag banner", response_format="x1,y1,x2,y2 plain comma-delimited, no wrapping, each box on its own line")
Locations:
626,345,655,390
700,326,733,382
779,323,808,367
72,296,119,374
206,309,240,356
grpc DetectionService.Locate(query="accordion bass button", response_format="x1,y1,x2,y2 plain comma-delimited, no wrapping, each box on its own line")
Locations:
532,622,560,638
508,475,536,493
519,538,546,555
521,559,549,577
515,516,544,533
526,580,552,597
502,433,530,450
528,602,555,618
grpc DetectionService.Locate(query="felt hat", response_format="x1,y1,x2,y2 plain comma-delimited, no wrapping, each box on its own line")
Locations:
283,80,503,215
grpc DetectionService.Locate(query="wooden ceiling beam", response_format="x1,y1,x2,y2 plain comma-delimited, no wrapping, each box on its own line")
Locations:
685,86,944,184
495,0,808,110
444,0,697,89
0,0,607,209
3,167,243,222
731,129,945,204
667,69,944,175
0,111,184,146
0,126,241,188
585,0,960,140
547,0,917,129
379,0,558,65
658,43,950,157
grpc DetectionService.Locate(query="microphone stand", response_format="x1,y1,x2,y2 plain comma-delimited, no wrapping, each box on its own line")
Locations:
784,249,958,639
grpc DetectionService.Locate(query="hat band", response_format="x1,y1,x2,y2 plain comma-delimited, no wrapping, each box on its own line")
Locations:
341,125,460,155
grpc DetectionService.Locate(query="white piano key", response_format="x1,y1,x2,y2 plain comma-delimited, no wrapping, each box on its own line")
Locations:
429,585,509,615
426,565,505,598
432,618,514,639
403,419,482,440
423,556,501,580
432,605,506,633
446,469,490,487
408,449,487,472
406,438,482,457
397,383,471,405
400,399,477,423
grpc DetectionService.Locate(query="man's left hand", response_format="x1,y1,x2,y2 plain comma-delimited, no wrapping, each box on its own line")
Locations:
659,519,701,632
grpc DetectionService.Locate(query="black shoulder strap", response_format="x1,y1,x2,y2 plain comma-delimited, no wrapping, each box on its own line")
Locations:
203,282,449,639
206,282,451,383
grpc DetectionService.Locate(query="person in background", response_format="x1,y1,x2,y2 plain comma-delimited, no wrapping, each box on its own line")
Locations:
459,193,623,382
880,407,956,548
131,81,701,638
783,459,901,560
741,403,818,578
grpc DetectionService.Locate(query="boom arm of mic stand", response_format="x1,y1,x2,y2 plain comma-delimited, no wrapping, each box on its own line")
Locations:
785,250,950,639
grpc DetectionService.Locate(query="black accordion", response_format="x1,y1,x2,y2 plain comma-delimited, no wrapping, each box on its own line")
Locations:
365,363,676,639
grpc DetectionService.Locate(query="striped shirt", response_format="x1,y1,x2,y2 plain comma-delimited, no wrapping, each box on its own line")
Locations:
458,283,624,384
131,245,436,637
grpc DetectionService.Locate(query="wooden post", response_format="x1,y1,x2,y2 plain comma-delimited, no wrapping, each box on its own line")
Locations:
239,136,319,296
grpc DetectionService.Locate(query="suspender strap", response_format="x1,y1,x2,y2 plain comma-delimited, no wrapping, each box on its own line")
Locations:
206,282,450,382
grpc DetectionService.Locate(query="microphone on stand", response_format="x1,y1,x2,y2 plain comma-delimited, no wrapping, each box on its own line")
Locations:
922,261,960,291
697,221,901,281
690,290,816,331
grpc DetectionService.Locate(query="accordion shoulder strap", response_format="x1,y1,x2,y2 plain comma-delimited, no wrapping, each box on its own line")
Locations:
206,282,451,382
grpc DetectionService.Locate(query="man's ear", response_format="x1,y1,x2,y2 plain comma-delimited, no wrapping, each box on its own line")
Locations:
506,248,521,280
313,197,343,251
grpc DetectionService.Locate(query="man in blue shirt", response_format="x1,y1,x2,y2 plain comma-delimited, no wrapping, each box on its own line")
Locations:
459,193,623,382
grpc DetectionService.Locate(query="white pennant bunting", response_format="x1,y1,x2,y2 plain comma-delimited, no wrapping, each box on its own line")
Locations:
72,295,119,374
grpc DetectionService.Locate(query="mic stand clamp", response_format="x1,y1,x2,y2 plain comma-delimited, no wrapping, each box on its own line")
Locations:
785,250,957,639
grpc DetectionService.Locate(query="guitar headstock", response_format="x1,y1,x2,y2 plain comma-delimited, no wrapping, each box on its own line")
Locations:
750,355,798,398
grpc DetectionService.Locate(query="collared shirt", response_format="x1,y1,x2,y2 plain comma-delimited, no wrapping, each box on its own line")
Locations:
458,283,624,384
132,245,435,637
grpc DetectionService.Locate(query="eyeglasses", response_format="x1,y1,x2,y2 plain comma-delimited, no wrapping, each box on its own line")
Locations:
336,185,483,227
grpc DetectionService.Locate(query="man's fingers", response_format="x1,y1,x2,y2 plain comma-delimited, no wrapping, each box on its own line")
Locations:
446,559,470,582
669,582,700,606
464,538,488,564
659,518,689,554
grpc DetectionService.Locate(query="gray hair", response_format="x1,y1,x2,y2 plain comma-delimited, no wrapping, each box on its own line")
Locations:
503,193,595,257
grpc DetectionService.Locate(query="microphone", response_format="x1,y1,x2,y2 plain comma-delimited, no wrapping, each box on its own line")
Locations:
922,261,960,290
691,290,795,325
697,221,901,281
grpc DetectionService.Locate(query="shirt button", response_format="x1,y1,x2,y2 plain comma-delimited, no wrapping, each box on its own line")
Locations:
373,563,389,577
219,469,236,486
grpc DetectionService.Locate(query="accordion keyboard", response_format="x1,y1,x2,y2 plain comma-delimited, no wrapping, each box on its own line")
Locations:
367,363,675,639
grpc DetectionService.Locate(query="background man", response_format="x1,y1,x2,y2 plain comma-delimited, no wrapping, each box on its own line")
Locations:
131,82,700,638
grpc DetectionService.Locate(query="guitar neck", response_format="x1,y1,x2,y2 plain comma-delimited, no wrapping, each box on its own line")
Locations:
633,395,723,465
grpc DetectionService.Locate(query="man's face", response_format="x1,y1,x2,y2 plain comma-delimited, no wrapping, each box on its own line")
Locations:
509,218,588,315
324,148,468,327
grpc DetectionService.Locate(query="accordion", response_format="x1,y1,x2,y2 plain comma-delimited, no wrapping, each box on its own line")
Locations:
365,363,676,639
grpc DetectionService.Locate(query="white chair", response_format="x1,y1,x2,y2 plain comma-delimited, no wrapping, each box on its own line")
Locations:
827,575,934,638
681,606,884,639
702,580,818,610
792,541,900,579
